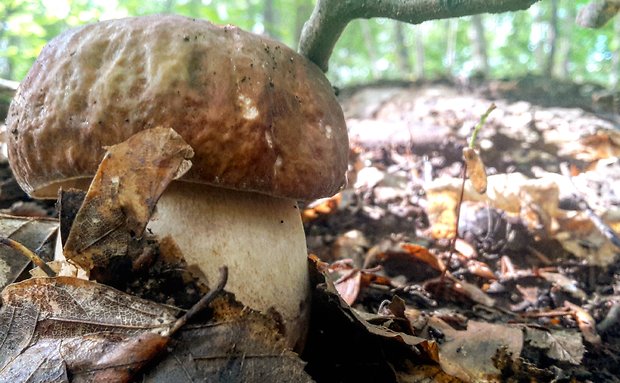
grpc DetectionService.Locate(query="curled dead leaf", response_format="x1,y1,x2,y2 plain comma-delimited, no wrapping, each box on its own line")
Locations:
401,243,446,272
463,147,487,194
564,301,602,345
430,318,523,382
63,127,193,277
0,214,58,289
0,277,179,382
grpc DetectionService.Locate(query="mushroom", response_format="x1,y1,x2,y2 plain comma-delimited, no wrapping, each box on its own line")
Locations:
6,15,348,349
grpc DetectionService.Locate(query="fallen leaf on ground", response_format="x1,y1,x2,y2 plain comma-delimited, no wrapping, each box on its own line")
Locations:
564,301,602,345
334,268,362,305
538,271,587,300
554,218,619,266
302,193,342,222
63,127,194,277
401,243,445,272
0,276,179,382
306,256,440,382
466,260,496,280
425,275,496,307
430,318,523,382
0,214,58,289
143,293,313,383
426,173,560,238
524,326,584,365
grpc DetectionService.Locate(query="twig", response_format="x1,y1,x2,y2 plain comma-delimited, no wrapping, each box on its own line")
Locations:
299,0,540,71
166,266,229,336
0,237,56,277
520,307,571,318
576,0,620,28
441,165,468,284
440,104,496,283
469,103,496,148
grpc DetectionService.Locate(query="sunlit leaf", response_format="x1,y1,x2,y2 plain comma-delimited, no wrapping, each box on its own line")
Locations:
463,147,487,194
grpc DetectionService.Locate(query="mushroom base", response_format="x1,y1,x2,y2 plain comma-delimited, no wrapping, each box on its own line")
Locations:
147,182,310,350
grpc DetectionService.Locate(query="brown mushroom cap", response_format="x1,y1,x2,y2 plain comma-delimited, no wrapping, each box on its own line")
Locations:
7,15,348,200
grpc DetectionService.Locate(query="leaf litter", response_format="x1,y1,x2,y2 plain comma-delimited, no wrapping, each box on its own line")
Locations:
0,127,312,382
0,80,619,382
303,80,620,382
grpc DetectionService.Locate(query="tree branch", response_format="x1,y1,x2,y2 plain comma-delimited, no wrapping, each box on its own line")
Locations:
576,0,620,28
299,0,541,72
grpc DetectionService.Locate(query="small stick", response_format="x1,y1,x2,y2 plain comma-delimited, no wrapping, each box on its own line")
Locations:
468,103,496,149
520,307,571,318
166,266,229,336
440,103,496,284
0,237,56,277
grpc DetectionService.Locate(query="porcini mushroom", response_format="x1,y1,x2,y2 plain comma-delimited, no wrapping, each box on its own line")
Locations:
6,15,348,349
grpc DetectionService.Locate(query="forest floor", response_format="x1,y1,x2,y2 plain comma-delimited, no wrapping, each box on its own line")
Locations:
301,75,620,382
0,75,619,382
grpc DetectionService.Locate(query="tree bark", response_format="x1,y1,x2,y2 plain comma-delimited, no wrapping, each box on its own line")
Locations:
612,17,620,91
360,20,379,79
445,19,457,75
544,0,559,77
470,14,489,75
556,3,576,79
577,0,620,28
414,27,426,79
394,21,413,75
532,4,546,72
294,0,313,49
263,0,279,39
299,0,541,72
162,0,176,12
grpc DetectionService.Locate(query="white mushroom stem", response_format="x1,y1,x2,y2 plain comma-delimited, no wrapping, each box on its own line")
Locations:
147,181,310,349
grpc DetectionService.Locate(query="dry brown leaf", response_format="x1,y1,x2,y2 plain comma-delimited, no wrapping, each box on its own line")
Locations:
426,173,560,238
554,216,619,266
511,285,540,311
463,147,487,194
310,258,437,376
63,127,193,274
302,193,342,222
0,214,58,289
0,276,179,382
451,277,496,307
426,275,496,307
454,238,477,258
395,363,465,383
401,243,446,272
143,293,313,383
466,260,496,280
431,318,523,382
538,271,587,300
524,326,584,365
564,301,602,345
424,186,459,239
334,268,362,305
58,189,86,249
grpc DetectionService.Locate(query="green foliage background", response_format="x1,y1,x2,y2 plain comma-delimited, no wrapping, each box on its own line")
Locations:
0,0,618,88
